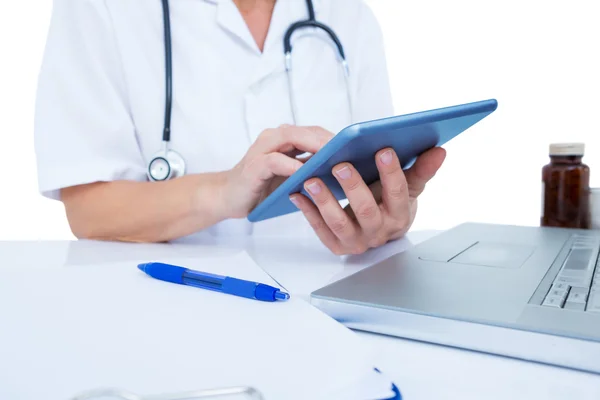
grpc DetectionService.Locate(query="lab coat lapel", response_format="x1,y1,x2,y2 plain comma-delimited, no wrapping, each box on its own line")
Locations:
212,0,261,54
247,0,316,86
261,0,295,55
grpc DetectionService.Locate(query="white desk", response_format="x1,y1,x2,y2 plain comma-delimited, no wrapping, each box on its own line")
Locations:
1,232,599,399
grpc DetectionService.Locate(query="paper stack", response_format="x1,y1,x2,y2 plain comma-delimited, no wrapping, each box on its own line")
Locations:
0,252,394,399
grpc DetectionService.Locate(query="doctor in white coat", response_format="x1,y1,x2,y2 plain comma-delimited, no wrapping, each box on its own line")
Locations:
34,0,446,255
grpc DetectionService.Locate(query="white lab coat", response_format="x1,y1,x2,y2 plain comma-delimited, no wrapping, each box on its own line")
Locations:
34,0,394,240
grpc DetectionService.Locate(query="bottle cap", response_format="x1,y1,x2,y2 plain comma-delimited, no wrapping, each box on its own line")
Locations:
549,143,584,156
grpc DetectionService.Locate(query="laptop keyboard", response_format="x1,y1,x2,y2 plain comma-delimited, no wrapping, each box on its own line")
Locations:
542,235,600,312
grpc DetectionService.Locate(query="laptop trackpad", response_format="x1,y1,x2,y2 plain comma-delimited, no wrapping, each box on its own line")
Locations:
422,241,534,269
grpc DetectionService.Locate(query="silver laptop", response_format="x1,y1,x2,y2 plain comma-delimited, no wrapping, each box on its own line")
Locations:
310,223,600,373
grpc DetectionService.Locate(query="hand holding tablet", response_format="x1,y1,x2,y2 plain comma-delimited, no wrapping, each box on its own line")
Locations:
248,99,498,222
245,98,497,255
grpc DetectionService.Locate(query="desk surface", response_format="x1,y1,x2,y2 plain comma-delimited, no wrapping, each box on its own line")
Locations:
1,232,599,400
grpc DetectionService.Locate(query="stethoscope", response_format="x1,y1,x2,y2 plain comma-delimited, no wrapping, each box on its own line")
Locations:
148,0,352,182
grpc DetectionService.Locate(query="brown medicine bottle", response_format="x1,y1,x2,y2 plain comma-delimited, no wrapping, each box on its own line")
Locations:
541,143,591,229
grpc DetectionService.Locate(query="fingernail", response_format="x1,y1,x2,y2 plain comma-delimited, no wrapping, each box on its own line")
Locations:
380,150,393,165
289,196,300,208
335,166,352,180
306,181,322,195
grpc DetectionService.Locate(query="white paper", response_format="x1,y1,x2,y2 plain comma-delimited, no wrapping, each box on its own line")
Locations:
0,252,381,400
248,230,440,300
332,369,395,399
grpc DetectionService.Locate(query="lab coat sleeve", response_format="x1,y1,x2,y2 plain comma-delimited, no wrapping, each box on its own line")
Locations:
351,2,395,122
34,0,146,201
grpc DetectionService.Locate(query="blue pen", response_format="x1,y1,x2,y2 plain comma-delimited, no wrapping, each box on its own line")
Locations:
137,262,290,302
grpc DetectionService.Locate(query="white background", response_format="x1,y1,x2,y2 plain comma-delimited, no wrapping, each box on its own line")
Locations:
0,0,599,240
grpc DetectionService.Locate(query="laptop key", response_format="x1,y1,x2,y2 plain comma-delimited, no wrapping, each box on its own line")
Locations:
566,287,588,304
563,249,594,271
556,275,588,285
586,291,600,313
548,287,568,298
572,235,597,242
551,282,569,291
542,295,565,308
564,301,586,311
557,274,592,289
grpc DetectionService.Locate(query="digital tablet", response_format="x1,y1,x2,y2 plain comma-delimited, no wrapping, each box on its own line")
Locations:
247,99,498,222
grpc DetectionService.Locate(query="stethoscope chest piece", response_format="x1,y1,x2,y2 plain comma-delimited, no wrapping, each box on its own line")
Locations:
148,148,186,181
